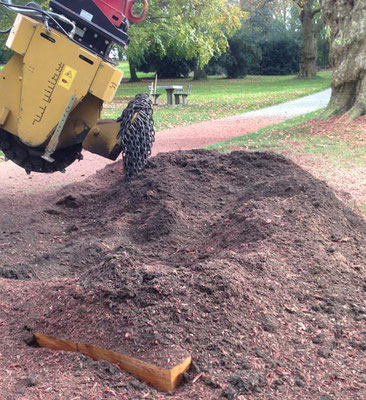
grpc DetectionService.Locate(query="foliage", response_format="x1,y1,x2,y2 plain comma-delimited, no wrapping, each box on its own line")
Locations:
211,4,302,78
0,0,49,63
137,51,193,78
317,28,329,68
127,0,244,78
242,0,328,78
254,22,301,75
215,26,259,78
0,1,18,63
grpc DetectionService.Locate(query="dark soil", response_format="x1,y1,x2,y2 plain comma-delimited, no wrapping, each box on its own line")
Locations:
1,149,366,400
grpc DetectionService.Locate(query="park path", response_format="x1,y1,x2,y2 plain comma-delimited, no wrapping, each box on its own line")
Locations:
0,89,331,196
152,88,331,153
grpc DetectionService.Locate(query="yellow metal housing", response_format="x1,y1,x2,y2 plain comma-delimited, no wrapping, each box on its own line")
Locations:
83,121,121,160
0,14,123,159
90,62,123,102
5,13,34,54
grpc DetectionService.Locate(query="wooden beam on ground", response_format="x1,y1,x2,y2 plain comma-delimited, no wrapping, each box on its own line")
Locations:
34,332,191,392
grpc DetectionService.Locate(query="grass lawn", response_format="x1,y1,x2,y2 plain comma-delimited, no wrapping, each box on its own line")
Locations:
103,65,332,131
117,62,154,79
208,111,366,217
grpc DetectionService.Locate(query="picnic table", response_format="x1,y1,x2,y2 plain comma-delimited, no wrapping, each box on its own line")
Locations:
156,85,184,105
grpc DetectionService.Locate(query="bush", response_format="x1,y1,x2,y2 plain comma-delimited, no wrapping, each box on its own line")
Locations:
218,29,260,78
255,37,300,75
317,27,330,69
249,20,301,76
214,12,301,78
205,58,225,76
0,46,13,64
137,51,193,79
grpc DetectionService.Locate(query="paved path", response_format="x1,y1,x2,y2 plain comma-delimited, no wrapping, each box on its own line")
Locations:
152,89,331,154
0,89,331,195
237,88,331,118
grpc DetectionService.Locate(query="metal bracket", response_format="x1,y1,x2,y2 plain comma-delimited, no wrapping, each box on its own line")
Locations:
0,107,10,126
42,95,76,162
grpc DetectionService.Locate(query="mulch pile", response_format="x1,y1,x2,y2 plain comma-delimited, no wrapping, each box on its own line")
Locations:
1,149,366,400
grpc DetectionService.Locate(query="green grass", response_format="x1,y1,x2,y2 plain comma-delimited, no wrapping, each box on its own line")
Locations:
207,110,324,152
117,62,154,79
299,136,366,167
208,109,366,168
103,65,332,131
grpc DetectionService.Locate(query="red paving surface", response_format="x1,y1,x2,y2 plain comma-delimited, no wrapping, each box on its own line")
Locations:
0,115,285,196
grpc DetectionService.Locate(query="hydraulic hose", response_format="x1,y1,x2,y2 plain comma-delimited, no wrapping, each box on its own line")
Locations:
0,0,76,37
1,0,44,17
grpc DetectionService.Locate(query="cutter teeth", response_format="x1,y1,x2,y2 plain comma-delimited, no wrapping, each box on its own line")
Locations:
1,130,82,173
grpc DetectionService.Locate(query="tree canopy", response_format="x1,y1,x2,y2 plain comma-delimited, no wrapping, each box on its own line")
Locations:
126,0,244,79
0,0,331,83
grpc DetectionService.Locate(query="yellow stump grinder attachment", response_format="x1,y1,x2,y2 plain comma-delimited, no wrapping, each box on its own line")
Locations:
0,0,154,181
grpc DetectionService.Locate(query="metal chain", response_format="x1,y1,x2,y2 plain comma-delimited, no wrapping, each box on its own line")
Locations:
117,93,155,182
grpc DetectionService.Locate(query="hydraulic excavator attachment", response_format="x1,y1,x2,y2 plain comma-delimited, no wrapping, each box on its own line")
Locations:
0,0,154,180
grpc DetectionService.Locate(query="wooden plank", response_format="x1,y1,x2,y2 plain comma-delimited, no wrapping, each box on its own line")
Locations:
34,332,191,392
170,354,192,389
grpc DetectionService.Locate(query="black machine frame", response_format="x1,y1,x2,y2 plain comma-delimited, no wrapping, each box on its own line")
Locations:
49,0,130,56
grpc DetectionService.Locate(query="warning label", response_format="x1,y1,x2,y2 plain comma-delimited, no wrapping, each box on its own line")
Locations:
58,65,77,90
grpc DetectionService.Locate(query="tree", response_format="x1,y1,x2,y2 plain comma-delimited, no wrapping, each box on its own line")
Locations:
294,0,322,78
256,0,325,78
320,0,366,119
229,3,300,77
272,0,294,25
126,0,243,81
241,0,316,77
238,1,328,78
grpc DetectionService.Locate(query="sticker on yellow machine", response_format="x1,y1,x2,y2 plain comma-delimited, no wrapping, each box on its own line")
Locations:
58,65,77,90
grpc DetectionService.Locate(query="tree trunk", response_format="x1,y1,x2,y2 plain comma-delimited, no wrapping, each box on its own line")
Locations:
320,0,366,119
128,59,140,82
193,60,207,81
298,0,319,79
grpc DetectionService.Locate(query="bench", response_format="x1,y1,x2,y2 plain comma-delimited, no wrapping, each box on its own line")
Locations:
147,84,162,105
174,85,192,105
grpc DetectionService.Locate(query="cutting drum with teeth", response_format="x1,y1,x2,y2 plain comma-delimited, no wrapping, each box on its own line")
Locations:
0,0,154,180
